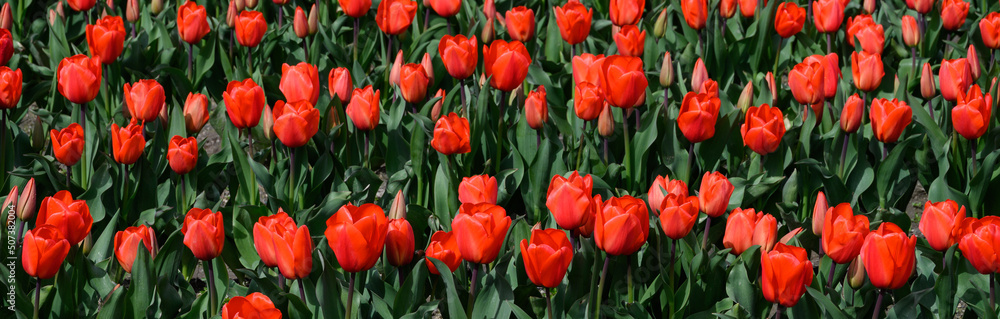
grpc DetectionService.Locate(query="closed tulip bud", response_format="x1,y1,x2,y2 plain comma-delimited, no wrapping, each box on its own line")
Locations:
261,104,274,140
389,50,403,87
386,219,415,266
221,293,281,319
158,101,169,127
16,178,36,220
741,104,786,155
430,89,445,121
37,191,93,245
235,11,268,48
226,2,237,28
761,243,813,307
907,0,933,13
811,191,828,236
80,233,93,254
851,51,884,92
870,98,912,143
774,2,806,38
425,230,462,274
438,34,478,80
941,0,969,32
691,58,708,93
521,229,573,288
840,94,864,133
860,222,917,289
167,136,199,175
233,0,246,11
30,116,45,152
594,195,649,256
547,171,595,230
788,59,826,105
151,0,164,14
720,0,737,19
421,53,434,85
389,190,407,219
399,63,429,103
847,256,866,289
294,6,308,38
21,225,70,279
598,103,614,137
901,16,919,47
453,203,512,264
0,3,11,31
49,9,59,26
246,0,258,9
184,93,210,134
920,63,935,99
863,0,875,14
3,187,15,217
481,17,495,44
458,175,498,205
114,225,157,273
653,9,668,38
111,120,146,165
431,113,471,155
968,45,981,80
723,208,777,254
765,72,777,103
306,5,318,35
525,86,548,130
737,81,753,113
660,52,674,87
327,104,342,136
126,0,139,23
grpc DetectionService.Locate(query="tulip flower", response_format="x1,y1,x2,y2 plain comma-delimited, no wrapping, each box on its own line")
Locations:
860,222,916,290
123,79,165,123
546,171,594,230
376,0,417,35
817,54,840,99
850,51,884,92
738,0,757,18
279,62,320,106
428,0,461,17
452,203,511,264
788,59,825,105
178,1,210,44
66,0,97,11
659,194,700,240
57,55,102,105
939,58,972,102
111,120,145,165
328,67,353,104
484,40,532,92
832,96,862,135
601,55,647,109
235,10,267,47
253,211,313,279
719,0,736,19
609,0,644,26
325,203,388,273
293,6,308,38
458,175,498,205
613,25,645,57
594,195,649,256
167,136,198,175
940,0,969,31
114,225,157,273
86,16,125,65
21,225,70,279
647,175,689,212
438,34,478,80
184,93,210,134
851,21,884,55
660,52,675,87
221,293,282,319
677,92,720,143
761,243,814,307
0,29,10,67
345,85,380,131
505,6,535,42
774,2,805,38
906,0,933,13
811,191,828,236
953,85,992,140
572,53,605,86
338,0,372,18
959,222,1000,274
50,123,85,167
822,203,870,264
273,100,320,148
681,0,707,30
223,79,266,129
182,208,225,260
813,0,844,33
699,172,734,218
399,63,429,103
967,45,981,80
521,228,573,288
431,112,472,155
574,83,603,121
901,16,920,47
0,67,21,109
554,0,592,45
741,104,785,155
981,13,1000,49
386,219,415,266
425,230,462,275
723,208,777,254
919,200,966,251
870,98,912,143
430,89,445,121
691,58,708,94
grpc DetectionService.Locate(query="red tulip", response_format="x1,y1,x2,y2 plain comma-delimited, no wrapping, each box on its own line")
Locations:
814,53,840,99
124,79,165,123
959,222,1000,274
235,10,267,47
167,135,198,175
811,191,828,236
739,0,760,18
399,63,429,103
520,228,573,288
328,67,353,104
774,2,805,38
50,123,85,167
325,203,389,272
224,78,266,129
65,0,96,11
431,112,472,155
869,98,912,143
546,171,594,230
428,0,461,17
906,0,933,13
723,208,777,254
981,13,1000,49
338,0,372,18
658,194,700,240
520,86,548,130
293,6,309,38
821,203,870,264
678,92,720,143
505,6,535,42
681,0,708,30
761,243,814,307
572,53,605,86
921,62,936,100
272,100,320,148
21,225,70,279
425,230,462,275
57,55,102,104
86,16,125,64
458,175,498,205
840,94,864,133
901,16,920,47
253,211,313,279
941,0,969,31
0,29,11,66
699,171,734,218
483,40,532,92
554,0,592,45
114,225,157,273
850,51,884,92
788,59,825,105
919,200,966,251
178,1,211,44
696,79,719,99
452,203,511,264
600,55,647,109
111,120,145,165
720,0,737,19
574,82,603,121
386,219,415,266
609,0,644,26
594,195,649,256
182,208,225,260
184,93,210,134
691,58,708,94
438,34,478,80
813,0,844,33
741,104,785,155
345,85,380,131
952,84,992,139
278,62,320,106
940,58,973,102
613,25,645,57
376,0,417,36
846,15,882,54
860,222,916,289
647,175,689,212
0,67,21,109
221,293,282,319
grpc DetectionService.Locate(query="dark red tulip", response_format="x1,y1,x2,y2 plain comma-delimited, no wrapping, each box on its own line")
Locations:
0,29,11,66
21,225,70,279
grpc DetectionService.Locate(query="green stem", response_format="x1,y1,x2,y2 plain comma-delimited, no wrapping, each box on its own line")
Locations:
468,265,478,318
594,256,610,317
205,260,218,315
346,272,356,319
33,280,39,319
545,288,554,319
626,261,633,304
622,109,632,190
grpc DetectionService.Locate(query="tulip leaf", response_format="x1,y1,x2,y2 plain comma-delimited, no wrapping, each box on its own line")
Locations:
427,258,468,319
128,247,155,318
392,259,428,317
805,287,848,319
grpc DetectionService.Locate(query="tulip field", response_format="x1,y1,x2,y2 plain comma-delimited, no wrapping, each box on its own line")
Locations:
5,0,1000,317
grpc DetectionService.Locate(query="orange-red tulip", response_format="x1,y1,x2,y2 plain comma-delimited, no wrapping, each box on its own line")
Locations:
345,85,380,131
723,208,777,254
50,123,85,167
114,225,157,273
789,59,825,105
691,58,708,94
821,203,870,264
739,0,760,17
428,0,461,17
0,29,10,67
741,104,785,155
452,203,511,264
399,63,429,103
253,211,313,279
870,98,912,143
554,0,592,45
458,175,497,205
546,171,594,230
594,195,649,256
224,78,266,129
981,13,1000,49
761,243,814,307
111,120,145,165
431,112,472,155
919,200,966,251
613,25,645,57
609,0,644,26
0,67,21,109
221,293,282,319
812,191,828,236
438,34,478,80
901,15,920,47
574,82,603,121
952,84,992,140
272,100,320,148
124,79,165,123
845,15,882,54
235,10,267,47
678,92,720,143
699,171,733,218
505,6,535,42
21,225,70,279
959,222,1000,274
184,93,210,134
182,208,225,260
681,0,708,30
840,94,864,133
572,53,605,86
279,62,320,105
940,58,973,103
376,0,417,35
520,228,573,288
851,51,884,92
774,2,805,38
860,222,916,289
921,62,936,100
720,0,737,19
325,203,388,272
178,1,211,44
906,0,933,13
328,67,353,104
57,55,102,104
525,86,548,129
941,0,969,31
66,0,97,11
338,0,372,18
601,55,647,109
86,16,125,64
293,6,309,38
647,175,689,212
813,0,844,33
167,135,198,175
386,219,415,266
483,40,532,92
659,194,700,240
425,230,462,274
815,53,840,99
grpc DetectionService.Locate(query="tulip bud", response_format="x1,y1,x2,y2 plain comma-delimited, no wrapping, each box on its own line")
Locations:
430,89,445,121
294,7,308,38
848,257,866,289
691,58,708,91
484,0,496,20
423,0,431,6
653,9,668,38
2,186,16,217
893,74,900,95
262,104,274,140
992,77,998,98
151,0,164,15
422,53,434,85
766,72,777,103
811,191,827,236
778,227,804,245
389,190,407,219
308,4,318,35
531,222,542,231
479,73,486,87
327,105,342,137
968,45,981,80
102,0,114,17
226,2,237,28
234,0,246,11
660,52,674,87
921,62,935,99
901,16,919,47
0,3,12,31
17,178,36,220
158,103,169,127
48,9,58,26
481,17,495,44
390,50,403,87
737,81,754,113
246,0,258,9
863,0,874,14
125,0,139,23
80,233,93,255
598,103,614,137
29,116,45,152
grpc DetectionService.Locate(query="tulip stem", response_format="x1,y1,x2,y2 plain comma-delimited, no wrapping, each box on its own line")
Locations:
278,6,284,29
345,272,356,319
970,138,977,176
66,166,71,189
594,256,610,317
545,288,554,319
15,218,25,248
353,18,359,65
178,174,187,216
839,133,849,179
303,38,310,63
622,109,633,190
33,280,40,319
701,217,712,250
289,147,297,210
626,262,633,304
991,273,996,311
205,260,218,315
298,278,308,303
602,137,608,165
826,262,837,292
826,33,832,55
423,9,430,31
468,265,478,318
279,273,286,290
188,42,194,82
871,289,884,319
364,131,371,169
774,305,783,319
687,143,695,183
460,81,467,114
